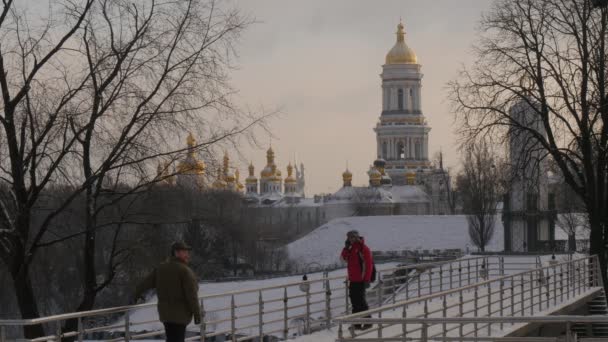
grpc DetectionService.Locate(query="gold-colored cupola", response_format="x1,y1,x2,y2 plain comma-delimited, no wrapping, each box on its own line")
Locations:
385,22,417,65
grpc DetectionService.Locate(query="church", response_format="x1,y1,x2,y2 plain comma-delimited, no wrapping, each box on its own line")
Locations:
164,22,451,238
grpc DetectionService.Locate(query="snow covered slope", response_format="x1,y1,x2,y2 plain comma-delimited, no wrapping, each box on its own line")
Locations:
287,215,504,267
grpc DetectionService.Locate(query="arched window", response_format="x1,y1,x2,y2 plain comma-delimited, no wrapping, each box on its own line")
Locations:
398,89,404,110
382,141,388,159
397,142,405,159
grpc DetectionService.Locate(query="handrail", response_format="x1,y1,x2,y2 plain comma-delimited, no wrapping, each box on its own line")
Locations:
338,315,608,324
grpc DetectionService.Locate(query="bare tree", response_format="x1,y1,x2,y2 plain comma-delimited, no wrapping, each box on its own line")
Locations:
0,0,269,337
457,140,502,252
450,0,608,287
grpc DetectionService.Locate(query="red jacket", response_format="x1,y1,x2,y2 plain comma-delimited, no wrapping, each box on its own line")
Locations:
341,238,373,282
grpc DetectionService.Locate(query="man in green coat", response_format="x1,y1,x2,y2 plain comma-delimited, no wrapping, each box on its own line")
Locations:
134,241,201,342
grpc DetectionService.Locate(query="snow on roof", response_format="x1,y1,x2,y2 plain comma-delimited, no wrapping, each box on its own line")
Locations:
328,185,429,204
287,215,504,267
389,185,431,203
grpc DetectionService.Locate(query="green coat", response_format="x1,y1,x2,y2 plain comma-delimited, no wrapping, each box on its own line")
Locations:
135,257,201,325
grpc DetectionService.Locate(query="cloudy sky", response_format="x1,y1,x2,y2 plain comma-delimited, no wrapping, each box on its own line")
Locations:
229,0,492,194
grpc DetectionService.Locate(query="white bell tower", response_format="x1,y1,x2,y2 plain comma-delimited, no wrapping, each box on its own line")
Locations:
374,22,431,185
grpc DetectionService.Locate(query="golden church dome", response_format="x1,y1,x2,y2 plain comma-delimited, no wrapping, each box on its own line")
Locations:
177,133,205,175
385,22,417,65
285,163,297,184
212,167,227,189
247,162,258,184
342,169,353,181
406,170,416,185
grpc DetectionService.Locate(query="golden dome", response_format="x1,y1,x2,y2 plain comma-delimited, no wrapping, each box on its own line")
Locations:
246,163,258,184
223,152,230,172
225,170,236,183
266,146,275,164
177,133,206,175
261,166,274,178
369,167,382,186
342,169,353,181
385,22,417,65
406,171,416,185
187,132,196,147
177,159,205,175
285,163,296,184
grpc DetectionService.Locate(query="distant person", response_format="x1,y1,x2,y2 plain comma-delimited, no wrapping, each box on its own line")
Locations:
341,230,373,330
134,241,201,342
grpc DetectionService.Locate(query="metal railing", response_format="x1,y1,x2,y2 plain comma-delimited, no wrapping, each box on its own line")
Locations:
336,316,608,341
0,256,541,342
335,256,602,342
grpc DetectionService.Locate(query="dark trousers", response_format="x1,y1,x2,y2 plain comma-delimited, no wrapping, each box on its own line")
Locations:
163,322,186,342
349,282,369,314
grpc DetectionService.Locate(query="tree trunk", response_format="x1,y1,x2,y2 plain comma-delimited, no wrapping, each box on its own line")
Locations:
589,210,607,293
12,263,45,338
568,233,576,252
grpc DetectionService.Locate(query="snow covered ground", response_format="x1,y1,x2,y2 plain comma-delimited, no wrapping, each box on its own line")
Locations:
287,215,504,268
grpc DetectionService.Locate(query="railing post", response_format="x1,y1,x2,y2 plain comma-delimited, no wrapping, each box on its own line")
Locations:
421,323,428,342
520,273,525,316
439,265,443,292
124,313,130,342
467,260,471,285
538,269,543,312
305,284,311,335
344,280,350,315
473,286,478,338
325,275,332,330
449,263,453,290
565,321,572,342
200,298,206,342
442,295,447,338
338,323,343,341
553,266,558,307
510,276,515,318
258,291,264,341
1,326,6,342
567,261,572,300
428,271,433,295
377,275,383,307
577,261,581,296
487,284,491,335
402,305,407,341
499,279,504,330
283,287,289,339
500,256,505,276
418,272,422,297
231,295,236,342
77,317,84,342
458,289,463,342
560,264,564,303
458,260,462,288
530,272,535,315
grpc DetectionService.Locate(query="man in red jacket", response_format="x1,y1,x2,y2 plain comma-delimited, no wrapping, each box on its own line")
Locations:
341,230,373,329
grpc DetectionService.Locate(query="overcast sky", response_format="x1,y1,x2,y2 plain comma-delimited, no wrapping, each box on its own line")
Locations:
227,0,492,194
